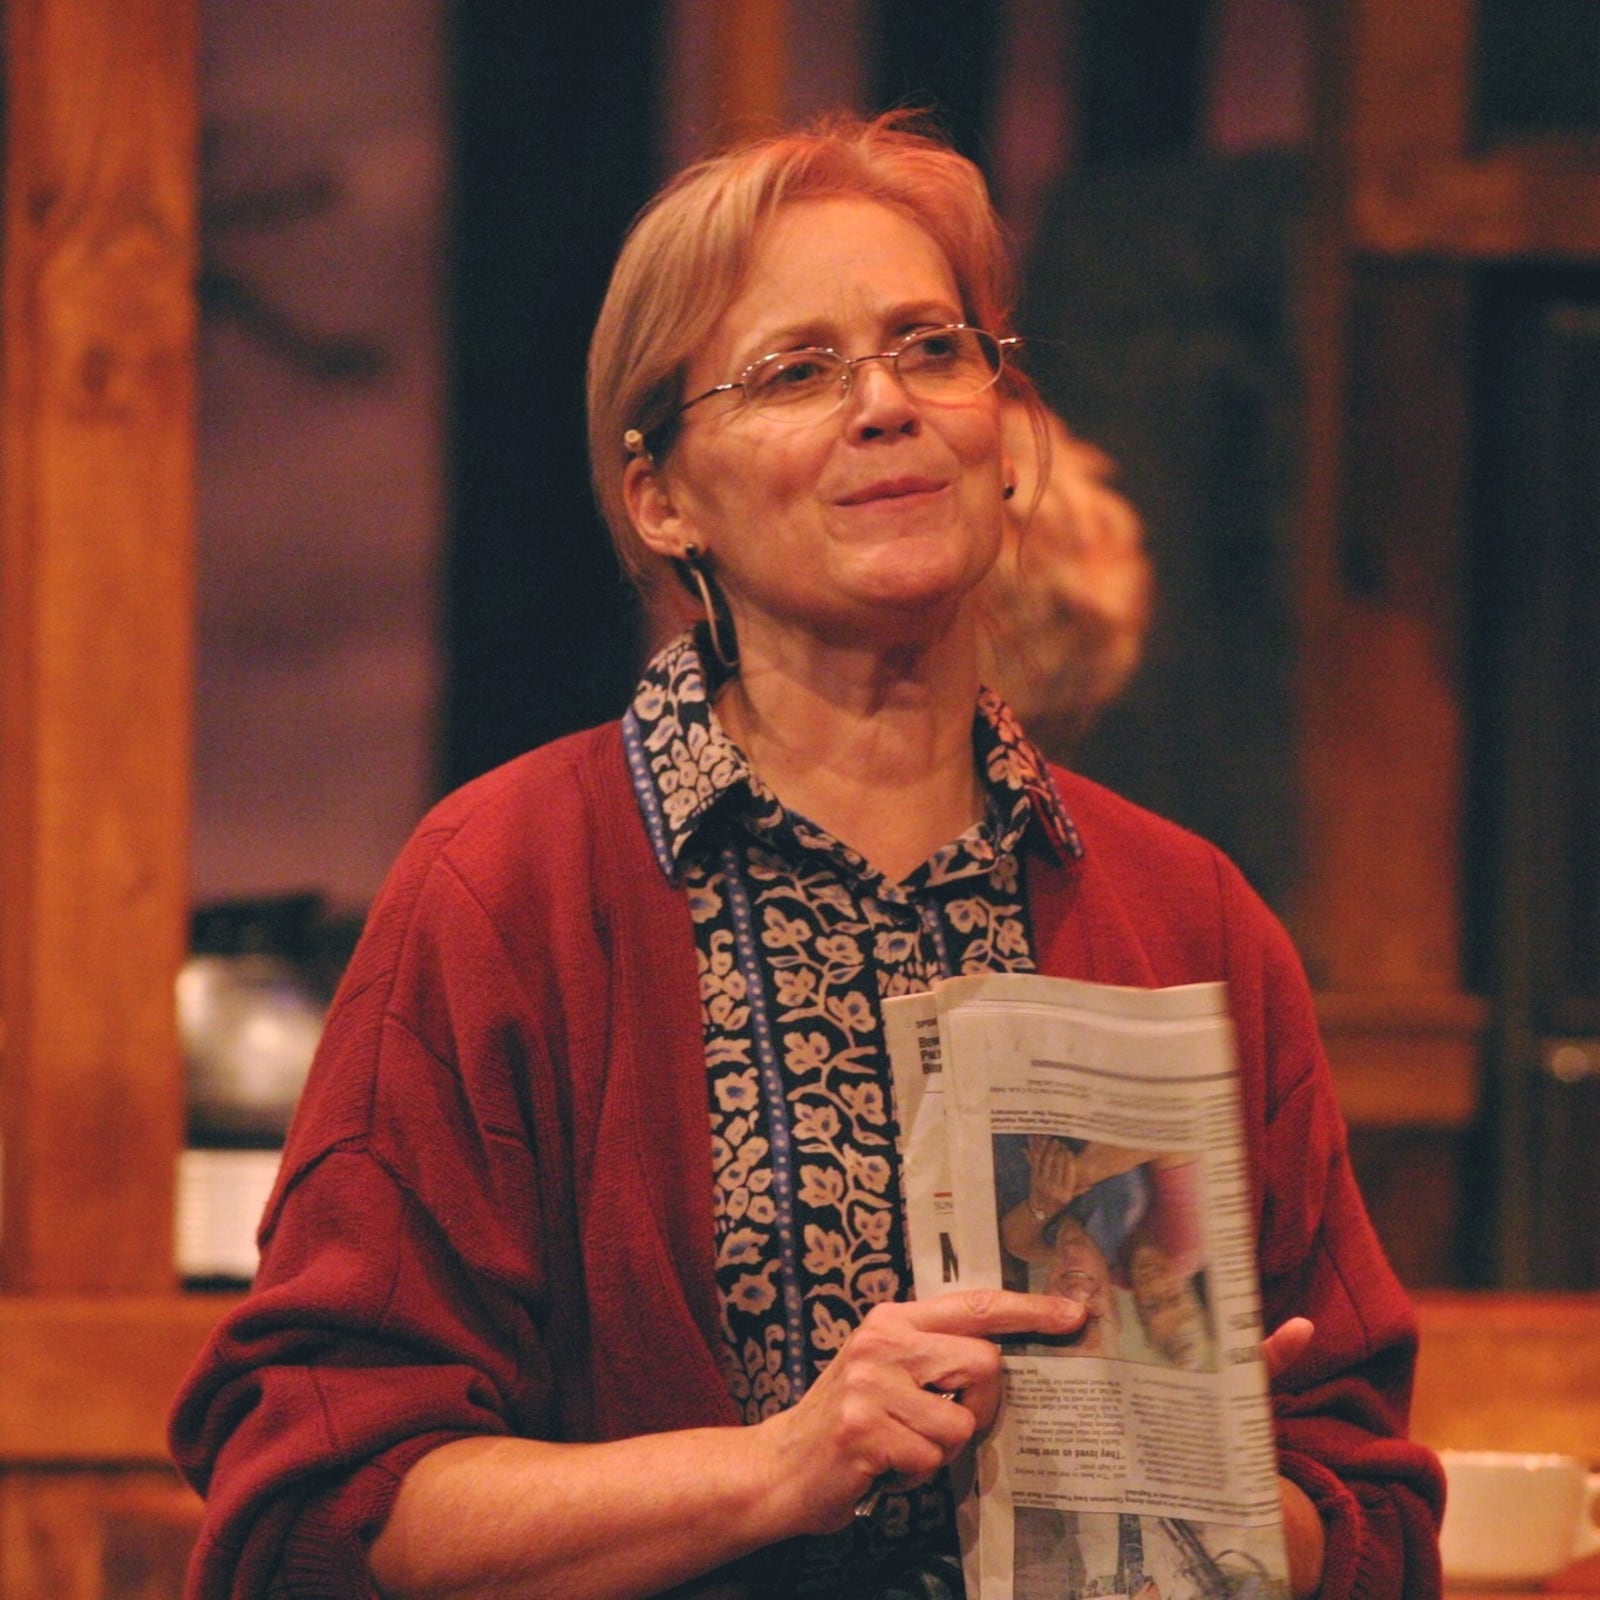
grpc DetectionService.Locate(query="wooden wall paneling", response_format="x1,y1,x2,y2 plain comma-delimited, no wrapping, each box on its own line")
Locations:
1294,0,1489,1142
713,0,788,139
1342,0,1471,166
1357,146,1600,261
1342,0,1600,258
1294,0,1358,993
1347,1126,1467,1287
0,0,198,1289
1410,1291,1600,1457
1305,0,1600,1289
2,2,204,1587
0,1294,243,1463
1319,992,1483,1129
1302,260,1471,996
1292,254,1487,1126
1476,277,1600,1288
0,1468,204,1600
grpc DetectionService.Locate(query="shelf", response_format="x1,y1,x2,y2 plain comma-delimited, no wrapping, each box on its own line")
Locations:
1318,990,1489,1128
0,1293,244,1464
1354,146,1600,259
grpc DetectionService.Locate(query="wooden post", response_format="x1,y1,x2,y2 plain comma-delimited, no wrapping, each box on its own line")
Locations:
0,0,198,1292
711,0,789,142
1292,0,1488,1137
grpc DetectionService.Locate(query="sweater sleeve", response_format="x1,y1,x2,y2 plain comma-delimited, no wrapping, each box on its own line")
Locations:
1222,862,1445,1600
170,827,573,1600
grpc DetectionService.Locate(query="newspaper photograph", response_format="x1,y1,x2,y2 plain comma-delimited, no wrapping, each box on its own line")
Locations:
885,973,1291,1600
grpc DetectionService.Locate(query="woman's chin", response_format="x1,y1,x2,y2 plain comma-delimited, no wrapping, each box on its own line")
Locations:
834,538,996,619
732,538,998,657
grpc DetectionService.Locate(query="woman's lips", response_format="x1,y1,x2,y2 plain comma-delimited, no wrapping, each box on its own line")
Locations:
834,476,945,507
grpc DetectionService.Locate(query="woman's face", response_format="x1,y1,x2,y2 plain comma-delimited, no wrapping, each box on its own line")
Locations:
1044,1218,1119,1355
1129,1242,1207,1368
632,196,1007,659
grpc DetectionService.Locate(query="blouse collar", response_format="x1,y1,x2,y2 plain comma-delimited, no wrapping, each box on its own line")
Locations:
622,631,1082,881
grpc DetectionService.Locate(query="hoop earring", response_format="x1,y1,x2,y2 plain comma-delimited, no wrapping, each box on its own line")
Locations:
682,543,738,672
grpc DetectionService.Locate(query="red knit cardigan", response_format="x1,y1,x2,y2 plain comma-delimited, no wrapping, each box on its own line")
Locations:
170,720,1443,1599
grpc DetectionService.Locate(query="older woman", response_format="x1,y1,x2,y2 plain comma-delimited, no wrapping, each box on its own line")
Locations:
171,114,1441,1600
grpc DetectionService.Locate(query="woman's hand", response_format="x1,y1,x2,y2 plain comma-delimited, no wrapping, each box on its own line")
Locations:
1000,1139,1078,1262
1023,1135,1079,1217
1264,1315,1314,1380
1264,1317,1327,1598
757,1289,1086,1534
372,1304,1322,1600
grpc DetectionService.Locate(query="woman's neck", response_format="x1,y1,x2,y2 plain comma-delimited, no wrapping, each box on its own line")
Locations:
713,621,985,883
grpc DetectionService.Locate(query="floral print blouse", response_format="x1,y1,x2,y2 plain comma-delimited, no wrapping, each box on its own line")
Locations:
622,631,1080,1598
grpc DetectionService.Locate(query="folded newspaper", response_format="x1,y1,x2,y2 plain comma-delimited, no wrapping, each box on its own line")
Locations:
884,973,1290,1600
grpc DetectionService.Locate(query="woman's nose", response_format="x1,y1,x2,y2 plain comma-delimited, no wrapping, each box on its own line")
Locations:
844,355,919,438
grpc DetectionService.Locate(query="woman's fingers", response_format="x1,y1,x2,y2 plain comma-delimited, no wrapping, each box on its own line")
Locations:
776,1291,1087,1531
1025,1138,1077,1211
1263,1316,1315,1380
891,1287,1087,1343
1038,1144,1071,1202
839,1294,1059,1433
854,1389,976,1510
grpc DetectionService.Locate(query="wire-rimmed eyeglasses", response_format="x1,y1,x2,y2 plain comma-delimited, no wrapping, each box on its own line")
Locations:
676,323,1019,428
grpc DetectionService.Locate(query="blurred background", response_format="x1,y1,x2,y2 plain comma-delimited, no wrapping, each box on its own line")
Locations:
1,1,1597,1593
186,0,1600,1296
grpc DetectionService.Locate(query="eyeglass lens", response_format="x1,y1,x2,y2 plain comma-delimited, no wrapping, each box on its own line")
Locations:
744,327,1003,419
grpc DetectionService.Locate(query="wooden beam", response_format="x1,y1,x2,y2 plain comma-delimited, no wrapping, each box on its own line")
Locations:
1295,6,1492,1134
1339,0,1600,259
1354,147,1600,260
1293,261,1473,999
1410,1292,1600,1457
0,0,199,1290
0,1295,241,1464
1343,0,1473,167
1320,990,1486,1128
0,1466,205,1600
710,0,789,142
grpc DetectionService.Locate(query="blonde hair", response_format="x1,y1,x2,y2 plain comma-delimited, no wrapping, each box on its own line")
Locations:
978,404,1152,756
586,110,1034,587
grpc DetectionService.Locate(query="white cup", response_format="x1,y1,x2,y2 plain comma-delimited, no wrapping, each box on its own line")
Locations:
1438,1449,1600,1589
